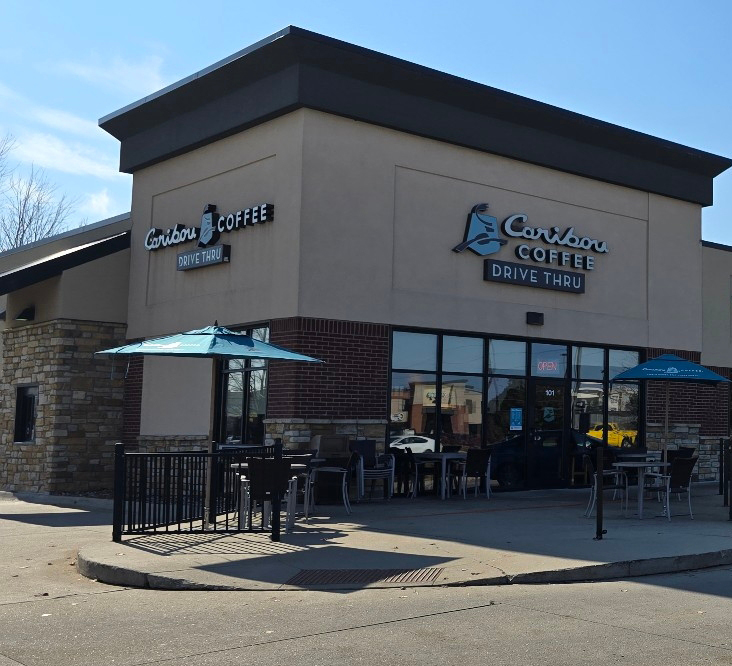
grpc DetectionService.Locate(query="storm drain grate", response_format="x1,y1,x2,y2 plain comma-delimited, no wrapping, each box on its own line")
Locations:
286,567,444,586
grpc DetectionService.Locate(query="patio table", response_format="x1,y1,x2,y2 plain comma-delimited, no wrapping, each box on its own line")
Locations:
613,460,669,519
414,451,467,500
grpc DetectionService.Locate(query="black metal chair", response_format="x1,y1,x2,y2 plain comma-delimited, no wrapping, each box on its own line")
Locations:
304,451,359,518
242,458,295,531
449,448,491,499
643,455,698,521
391,447,420,498
583,453,627,517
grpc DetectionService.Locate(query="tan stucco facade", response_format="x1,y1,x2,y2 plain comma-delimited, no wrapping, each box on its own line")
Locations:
129,109,704,351
123,109,715,438
702,244,732,367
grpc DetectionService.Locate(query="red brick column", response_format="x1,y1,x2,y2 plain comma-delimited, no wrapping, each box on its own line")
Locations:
268,317,389,420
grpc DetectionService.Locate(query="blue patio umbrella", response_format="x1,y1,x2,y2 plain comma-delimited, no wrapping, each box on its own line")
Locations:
95,325,322,363
612,354,728,459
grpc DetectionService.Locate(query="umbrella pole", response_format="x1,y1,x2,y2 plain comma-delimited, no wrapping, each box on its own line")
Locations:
664,381,670,464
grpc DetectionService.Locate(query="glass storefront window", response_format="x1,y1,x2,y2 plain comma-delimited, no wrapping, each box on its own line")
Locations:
488,340,526,375
608,382,640,447
392,332,437,371
609,349,640,380
389,372,438,441
440,375,483,449
531,343,568,378
485,377,526,443
572,347,605,380
442,336,483,374
219,324,269,445
571,381,604,442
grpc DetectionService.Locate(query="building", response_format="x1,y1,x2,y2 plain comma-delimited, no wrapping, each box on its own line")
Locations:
1,27,731,494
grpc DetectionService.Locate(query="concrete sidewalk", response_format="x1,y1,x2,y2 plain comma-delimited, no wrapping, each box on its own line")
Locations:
71,483,732,591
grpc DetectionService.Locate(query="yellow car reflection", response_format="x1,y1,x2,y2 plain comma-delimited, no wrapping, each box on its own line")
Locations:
588,423,637,447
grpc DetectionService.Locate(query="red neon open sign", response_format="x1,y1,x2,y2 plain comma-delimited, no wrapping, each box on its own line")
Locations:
536,360,558,372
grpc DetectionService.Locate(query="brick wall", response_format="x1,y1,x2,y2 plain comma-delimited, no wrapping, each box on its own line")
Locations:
0,319,126,494
645,347,730,438
268,317,389,420
122,355,144,444
644,347,730,481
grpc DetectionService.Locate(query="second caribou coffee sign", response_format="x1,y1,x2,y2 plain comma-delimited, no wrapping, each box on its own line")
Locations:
144,202,274,271
453,203,608,294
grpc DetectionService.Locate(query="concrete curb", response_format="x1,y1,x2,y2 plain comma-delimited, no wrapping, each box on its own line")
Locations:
0,491,113,512
76,547,732,591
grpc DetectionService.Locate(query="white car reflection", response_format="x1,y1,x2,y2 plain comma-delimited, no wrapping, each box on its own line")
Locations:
389,435,435,453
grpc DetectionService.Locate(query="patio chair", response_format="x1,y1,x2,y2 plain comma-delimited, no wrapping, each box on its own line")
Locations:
583,453,627,517
241,458,298,532
643,455,698,521
304,451,359,518
449,448,491,499
391,447,419,498
349,439,394,500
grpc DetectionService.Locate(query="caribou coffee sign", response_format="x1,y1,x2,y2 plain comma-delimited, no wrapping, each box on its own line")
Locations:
453,203,609,293
144,202,274,271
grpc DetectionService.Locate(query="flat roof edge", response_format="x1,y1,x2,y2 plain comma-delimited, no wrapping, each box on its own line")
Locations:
0,212,131,261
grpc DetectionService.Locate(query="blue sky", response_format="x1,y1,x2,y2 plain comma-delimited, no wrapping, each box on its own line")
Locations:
2,1,731,242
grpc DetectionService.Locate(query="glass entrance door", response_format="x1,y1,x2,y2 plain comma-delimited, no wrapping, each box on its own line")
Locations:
528,380,566,487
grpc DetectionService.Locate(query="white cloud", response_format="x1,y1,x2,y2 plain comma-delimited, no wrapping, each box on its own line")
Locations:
80,188,113,217
56,55,168,98
13,132,120,180
29,107,101,139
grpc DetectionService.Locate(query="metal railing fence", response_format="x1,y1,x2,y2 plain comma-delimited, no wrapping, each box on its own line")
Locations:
112,442,282,541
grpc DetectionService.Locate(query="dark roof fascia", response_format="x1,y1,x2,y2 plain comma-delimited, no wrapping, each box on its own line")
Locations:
0,231,131,296
701,240,732,253
99,26,732,206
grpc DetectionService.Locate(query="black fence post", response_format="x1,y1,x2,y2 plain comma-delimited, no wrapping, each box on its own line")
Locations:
595,446,606,540
271,439,282,542
112,442,125,543
720,438,726,497
726,441,732,520
205,441,217,529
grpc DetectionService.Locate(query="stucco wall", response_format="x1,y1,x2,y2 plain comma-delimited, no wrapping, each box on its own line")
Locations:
297,110,703,351
125,112,306,340
701,244,732,367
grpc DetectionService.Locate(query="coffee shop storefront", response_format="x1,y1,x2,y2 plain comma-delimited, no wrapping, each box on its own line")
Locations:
2,27,731,494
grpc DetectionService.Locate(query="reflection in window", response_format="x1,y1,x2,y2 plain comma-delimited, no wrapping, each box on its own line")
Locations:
531,343,568,378
609,382,640,447
488,340,526,375
485,377,526,443
440,375,483,449
390,372,438,439
220,325,269,445
572,347,605,380
442,336,483,374
571,381,604,440
609,349,640,380
392,332,437,371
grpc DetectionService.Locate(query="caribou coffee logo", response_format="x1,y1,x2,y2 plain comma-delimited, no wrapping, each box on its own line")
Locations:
453,203,610,294
144,202,274,252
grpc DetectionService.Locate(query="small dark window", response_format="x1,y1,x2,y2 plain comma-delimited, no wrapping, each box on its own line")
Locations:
15,386,38,442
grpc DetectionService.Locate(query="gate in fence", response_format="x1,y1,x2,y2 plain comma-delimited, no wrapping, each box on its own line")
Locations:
112,441,284,542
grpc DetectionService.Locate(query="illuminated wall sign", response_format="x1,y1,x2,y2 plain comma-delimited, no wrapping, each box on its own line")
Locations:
144,202,273,252
453,203,607,294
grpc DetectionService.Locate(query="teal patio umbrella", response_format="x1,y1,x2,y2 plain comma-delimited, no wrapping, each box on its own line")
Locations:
612,354,729,460
96,325,322,363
